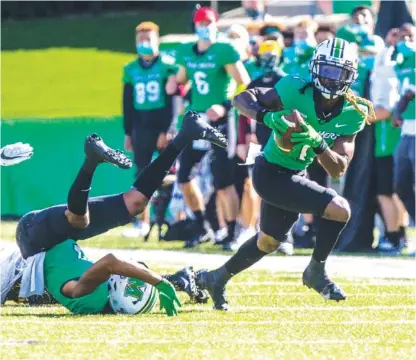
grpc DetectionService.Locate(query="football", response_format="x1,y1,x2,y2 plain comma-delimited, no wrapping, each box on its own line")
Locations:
275,109,305,152
108,275,157,315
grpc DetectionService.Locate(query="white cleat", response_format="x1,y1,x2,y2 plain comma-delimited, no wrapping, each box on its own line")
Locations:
277,242,294,256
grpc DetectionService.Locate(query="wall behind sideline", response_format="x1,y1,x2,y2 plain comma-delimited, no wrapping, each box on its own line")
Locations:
1,117,136,216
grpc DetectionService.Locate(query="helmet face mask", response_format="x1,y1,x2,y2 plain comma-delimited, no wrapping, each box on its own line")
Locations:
309,39,358,98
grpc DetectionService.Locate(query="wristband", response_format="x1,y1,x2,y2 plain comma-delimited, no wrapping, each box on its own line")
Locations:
221,100,232,112
313,139,329,154
256,108,269,124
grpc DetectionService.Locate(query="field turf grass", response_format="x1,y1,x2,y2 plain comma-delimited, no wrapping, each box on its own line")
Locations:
1,48,133,119
1,269,415,359
1,221,415,358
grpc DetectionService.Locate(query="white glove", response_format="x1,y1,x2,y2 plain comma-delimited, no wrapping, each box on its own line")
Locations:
0,142,34,166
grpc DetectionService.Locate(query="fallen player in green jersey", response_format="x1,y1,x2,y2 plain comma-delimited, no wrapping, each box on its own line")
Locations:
14,111,227,315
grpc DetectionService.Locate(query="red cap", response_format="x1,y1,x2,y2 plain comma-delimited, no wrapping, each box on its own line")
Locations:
193,7,219,24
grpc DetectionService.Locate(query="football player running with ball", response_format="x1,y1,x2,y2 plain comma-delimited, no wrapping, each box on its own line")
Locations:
15,111,227,316
196,38,376,310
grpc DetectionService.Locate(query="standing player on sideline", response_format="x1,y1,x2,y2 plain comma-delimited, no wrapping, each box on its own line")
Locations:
392,24,416,224
0,142,33,166
15,111,227,315
175,7,250,250
122,21,179,238
196,38,376,310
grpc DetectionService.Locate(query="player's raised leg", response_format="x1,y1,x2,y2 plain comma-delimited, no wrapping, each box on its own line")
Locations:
16,134,132,259
73,110,227,241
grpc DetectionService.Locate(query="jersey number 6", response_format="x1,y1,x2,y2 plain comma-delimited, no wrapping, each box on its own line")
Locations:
194,71,209,95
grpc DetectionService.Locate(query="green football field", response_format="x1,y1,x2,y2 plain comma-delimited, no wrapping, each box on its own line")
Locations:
1,269,415,359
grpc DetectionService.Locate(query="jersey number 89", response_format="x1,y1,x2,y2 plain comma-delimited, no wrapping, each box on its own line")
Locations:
135,81,160,104
194,71,209,95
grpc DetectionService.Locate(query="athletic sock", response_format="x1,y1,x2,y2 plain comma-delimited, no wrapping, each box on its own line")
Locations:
312,218,347,262
224,220,237,243
194,210,205,226
214,234,267,283
133,143,182,200
385,231,401,247
67,159,98,215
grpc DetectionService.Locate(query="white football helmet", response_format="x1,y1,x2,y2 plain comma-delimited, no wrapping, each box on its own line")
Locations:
309,38,358,98
108,275,157,315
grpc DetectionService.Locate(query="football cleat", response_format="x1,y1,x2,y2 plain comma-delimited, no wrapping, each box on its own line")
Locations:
302,259,346,302
164,267,198,300
84,133,132,169
194,289,210,304
195,269,229,311
180,111,228,148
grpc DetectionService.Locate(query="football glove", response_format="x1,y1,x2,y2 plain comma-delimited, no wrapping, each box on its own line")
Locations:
155,279,182,317
0,142,34,166
263,110,292,134
290,122,323,149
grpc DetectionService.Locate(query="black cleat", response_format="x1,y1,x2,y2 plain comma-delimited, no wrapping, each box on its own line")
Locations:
85,133,132,169
194,289,210,304
164,267,198,300
180,111,228,148
196,269,229,311
302,259,346,302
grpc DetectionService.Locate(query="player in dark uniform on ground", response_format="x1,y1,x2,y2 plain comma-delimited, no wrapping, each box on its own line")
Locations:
195,38,376,310
15,111,227,315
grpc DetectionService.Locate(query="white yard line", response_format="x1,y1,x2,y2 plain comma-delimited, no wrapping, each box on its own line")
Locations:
1,339,413,345
227,292,415,297
1,320,415,326
1,241,416,279
234,280,415,286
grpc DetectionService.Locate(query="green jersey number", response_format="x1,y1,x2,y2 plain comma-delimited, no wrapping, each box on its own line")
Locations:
134,81,160,104
73,244,87,261
194,71,209,95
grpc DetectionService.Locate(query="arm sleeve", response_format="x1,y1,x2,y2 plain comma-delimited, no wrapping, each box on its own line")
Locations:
237,115,251,145
123,83,135,135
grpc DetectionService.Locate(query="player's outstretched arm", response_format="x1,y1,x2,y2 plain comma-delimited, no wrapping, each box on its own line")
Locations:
65,253,181,316
0,142,34,166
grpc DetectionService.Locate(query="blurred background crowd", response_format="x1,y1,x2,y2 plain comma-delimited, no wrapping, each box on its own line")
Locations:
1,0,415,255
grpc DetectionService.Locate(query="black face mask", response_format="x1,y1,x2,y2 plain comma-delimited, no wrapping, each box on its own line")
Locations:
260,54,278,76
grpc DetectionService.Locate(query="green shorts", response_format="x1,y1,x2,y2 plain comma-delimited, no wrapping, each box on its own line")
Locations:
44,239,109,314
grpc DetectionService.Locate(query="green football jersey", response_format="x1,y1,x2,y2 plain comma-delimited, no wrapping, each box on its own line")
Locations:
374,120,401,157
176,41,240,112
244,57,263,80
44,240,108,314
263,75,367,170
395,59,416,121
123,55,179,111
